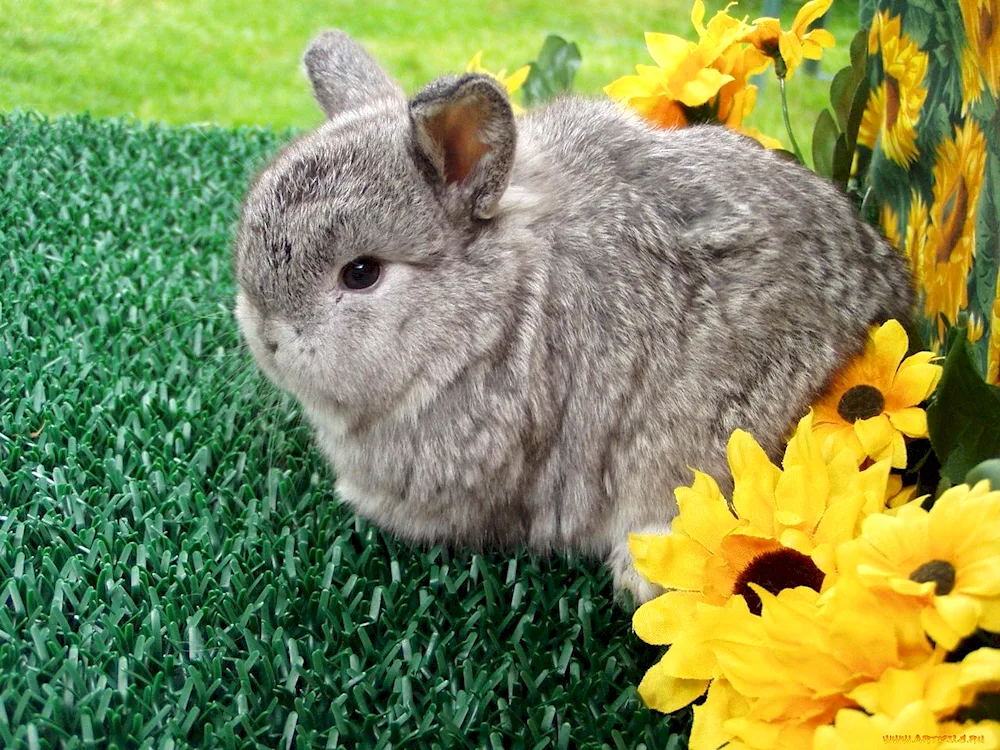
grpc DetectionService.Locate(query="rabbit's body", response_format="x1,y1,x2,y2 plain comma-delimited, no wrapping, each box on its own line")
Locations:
234,32,913,602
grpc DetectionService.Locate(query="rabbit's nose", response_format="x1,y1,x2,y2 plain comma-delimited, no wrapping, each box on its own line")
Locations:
265,339,279,354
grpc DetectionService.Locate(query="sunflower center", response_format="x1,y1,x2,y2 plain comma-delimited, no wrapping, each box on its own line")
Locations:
885,74,901,130
981,6,996,53
937,177,970,264
837,384,886,422
909,559,956,595
732,548,826,616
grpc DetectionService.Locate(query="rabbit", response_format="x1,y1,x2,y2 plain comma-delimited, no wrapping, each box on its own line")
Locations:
232,30,914,604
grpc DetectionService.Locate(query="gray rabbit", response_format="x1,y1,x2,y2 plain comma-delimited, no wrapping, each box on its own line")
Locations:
233,31,913,603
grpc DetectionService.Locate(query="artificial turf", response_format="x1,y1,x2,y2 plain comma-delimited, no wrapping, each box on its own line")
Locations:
0,112,690,748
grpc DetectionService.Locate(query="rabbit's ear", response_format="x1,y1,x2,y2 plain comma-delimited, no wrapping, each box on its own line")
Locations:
410,74,516,220
303,30,404,119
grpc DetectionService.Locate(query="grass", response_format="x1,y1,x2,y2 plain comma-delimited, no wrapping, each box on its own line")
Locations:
1,0,861,154
0,111,694,748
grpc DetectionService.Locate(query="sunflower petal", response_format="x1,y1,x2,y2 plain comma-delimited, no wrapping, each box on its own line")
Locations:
629,532,712,590
637,656,710,713
644,32,692,71
633,590,703,645
690,679,746,750
853,415,896,459
678,68,735,106
887,407,928,437
890,363,942,406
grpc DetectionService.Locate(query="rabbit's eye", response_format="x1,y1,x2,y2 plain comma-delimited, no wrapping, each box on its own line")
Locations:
340,257,382,291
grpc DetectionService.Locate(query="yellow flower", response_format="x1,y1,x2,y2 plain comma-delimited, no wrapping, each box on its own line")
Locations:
836,481,1000,649
466,51,531,114
868,11,929,167
811,320,943,469
814,703,1000,749
923,119,988,338
816,647,1000,749
960,0,1000,108
989,283,1000,385
743,0,835,78
630,412,893,712
857,86,882,151
605,0,769,133
848,647,1000,720
703,576,932,750
969,313,986,344
881,203,901,250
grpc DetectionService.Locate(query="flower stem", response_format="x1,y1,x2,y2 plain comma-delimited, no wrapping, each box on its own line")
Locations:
779,77,805,164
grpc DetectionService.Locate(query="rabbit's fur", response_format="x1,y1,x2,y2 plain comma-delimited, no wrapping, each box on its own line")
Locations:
233,31,914,603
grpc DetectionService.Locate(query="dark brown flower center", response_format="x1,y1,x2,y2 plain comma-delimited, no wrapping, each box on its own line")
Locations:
909,559,957,595
885,75,901,130
936,177,969,264
837,384,886,422
732,548,826,616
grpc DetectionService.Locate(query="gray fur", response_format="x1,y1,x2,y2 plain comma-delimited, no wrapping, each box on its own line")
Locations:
233,31,914,604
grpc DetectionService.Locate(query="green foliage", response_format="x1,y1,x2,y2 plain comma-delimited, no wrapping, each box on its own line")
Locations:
0,112,690,749
811,29,870,196
522,36,582,108
966,458,1000,492
926,329,1000,486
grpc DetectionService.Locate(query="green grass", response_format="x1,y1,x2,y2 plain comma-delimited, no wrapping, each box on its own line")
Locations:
0,111,693,748
1,0,860,153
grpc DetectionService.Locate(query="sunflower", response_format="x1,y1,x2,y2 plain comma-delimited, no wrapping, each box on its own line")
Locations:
814,703,1000,749
466,52,531,114
630,412,893,712
959,0,1000,107
989,288,1000,385
836,480,1000,650
922,119,988,338
694,2,771,129
811,320,943,469
816,647,1000,749
868,11,929,167
880,203,901,251
742,0,835,79
700,576,933,750
605,0,758,130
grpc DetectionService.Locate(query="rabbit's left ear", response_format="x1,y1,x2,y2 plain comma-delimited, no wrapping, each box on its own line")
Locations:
410,74,517,220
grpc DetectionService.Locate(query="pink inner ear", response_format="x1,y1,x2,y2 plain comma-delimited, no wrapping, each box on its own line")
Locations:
425,99,493,184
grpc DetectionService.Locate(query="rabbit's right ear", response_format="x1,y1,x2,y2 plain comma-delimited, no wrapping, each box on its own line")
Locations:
410,74,516,221
303,30,404,119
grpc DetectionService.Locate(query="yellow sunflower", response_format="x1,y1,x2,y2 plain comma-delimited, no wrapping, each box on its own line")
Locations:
868,11,929,167
466,51,531,114
816,647,1000,749
742,0,835,79
989,285,1000,385
836,480,1000,650
811,320,943,469
848,646,1000,720
857,86,882,151
631,412,893,712
923,119,987,337
605,0,761,131
693,2,771,129
959,0,1000,108
880,203,901,251
814,703,1000,749
700,576,933,750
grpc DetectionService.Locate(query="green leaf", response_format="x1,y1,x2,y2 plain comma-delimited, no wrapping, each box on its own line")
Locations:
522,35,582,108
844,71,871,159
926,328,1000,484
849,28,868,81
831,132,852,189
966,458,1000,491
811,109,839,179
829,67,858,134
